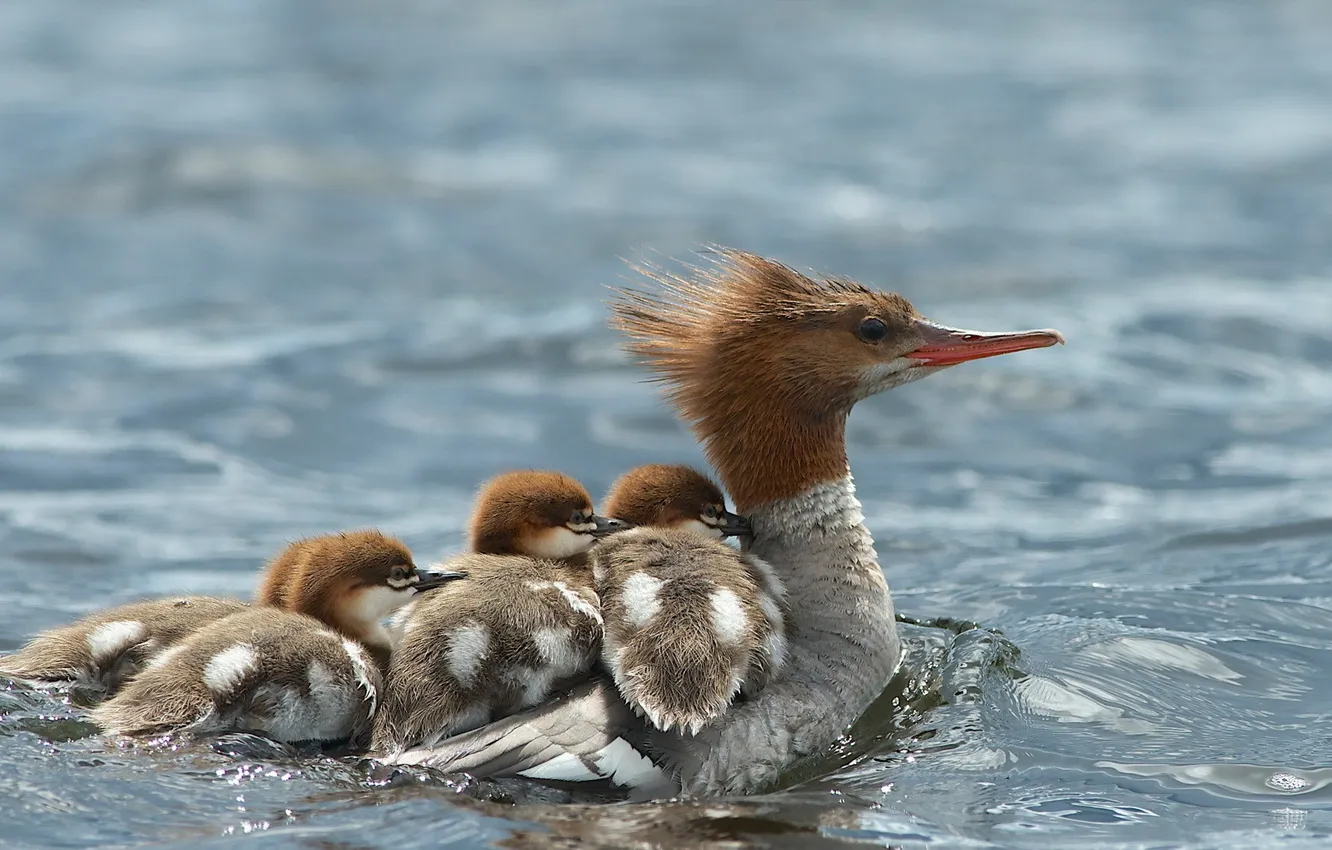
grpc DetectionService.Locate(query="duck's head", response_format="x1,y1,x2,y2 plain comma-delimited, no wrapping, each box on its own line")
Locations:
469,470,630,560
604,463,750,540
258,530,465,641
611,248,1064,511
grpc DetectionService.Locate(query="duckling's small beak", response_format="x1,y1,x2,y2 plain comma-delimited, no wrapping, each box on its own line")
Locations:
715,510,752,537
413,568,468,593
590,515,633,538
906,320,1065,367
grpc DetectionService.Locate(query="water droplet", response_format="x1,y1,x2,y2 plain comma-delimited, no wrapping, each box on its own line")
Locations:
1265,772,1310,793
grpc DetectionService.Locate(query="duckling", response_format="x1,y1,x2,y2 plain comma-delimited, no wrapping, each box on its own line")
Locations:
89,531,463,745
594,464,788,735
0,596,249,702
372,471,626,754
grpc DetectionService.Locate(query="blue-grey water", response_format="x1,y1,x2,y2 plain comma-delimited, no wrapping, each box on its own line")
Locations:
3,1,1332,847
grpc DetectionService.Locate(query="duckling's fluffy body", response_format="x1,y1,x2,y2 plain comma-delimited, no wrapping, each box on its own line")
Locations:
0,597,249,700
88,530,432,745
594,527,786,735
90,607,380,744
373,554,602,753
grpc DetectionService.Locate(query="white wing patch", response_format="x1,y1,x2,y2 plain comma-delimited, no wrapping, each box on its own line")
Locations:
515,738,667,789
592,738,671,788
517,751,602,782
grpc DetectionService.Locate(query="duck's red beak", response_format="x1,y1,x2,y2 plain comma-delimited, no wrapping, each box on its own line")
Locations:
905,320,1065,367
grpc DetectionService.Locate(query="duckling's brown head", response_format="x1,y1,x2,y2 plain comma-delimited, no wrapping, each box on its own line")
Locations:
257,530,464,641
469,470,629,560
604,463,750,539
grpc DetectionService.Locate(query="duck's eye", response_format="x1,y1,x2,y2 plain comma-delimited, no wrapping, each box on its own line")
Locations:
390,566,408,582
569,511,585,525
856,317,889,343
704,505,718,519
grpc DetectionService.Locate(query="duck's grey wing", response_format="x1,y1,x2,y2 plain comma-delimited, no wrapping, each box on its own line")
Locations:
382,678,677,796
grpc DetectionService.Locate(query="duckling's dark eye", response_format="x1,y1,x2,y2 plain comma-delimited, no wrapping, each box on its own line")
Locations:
856,317,889,343
704,506,718,519
569,511,585,525
390,566,408,582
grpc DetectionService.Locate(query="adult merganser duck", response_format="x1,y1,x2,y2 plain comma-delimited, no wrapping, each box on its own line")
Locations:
384,249,1063,796
595,463,787,735
372,471,626,754
89,531,463,745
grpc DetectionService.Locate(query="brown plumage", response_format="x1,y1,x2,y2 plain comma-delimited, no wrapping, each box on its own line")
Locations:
253,530,420,670
467,470,605,560
0,597,249,702
610,248,1062,511
372,471,621,754
602,463,732,531
596,464,787,735
90,530,456,745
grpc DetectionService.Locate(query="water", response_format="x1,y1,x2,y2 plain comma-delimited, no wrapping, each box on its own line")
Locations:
2,0,1332,846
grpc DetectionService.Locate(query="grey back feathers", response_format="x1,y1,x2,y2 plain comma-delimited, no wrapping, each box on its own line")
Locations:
372,554,602,754
0,596,249,700
90,607,382,746
594,528,787,736
385,678,674,796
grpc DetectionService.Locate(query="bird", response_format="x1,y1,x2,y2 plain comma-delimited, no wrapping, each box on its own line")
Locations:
89,530,463,745
371,471,626,754
594,463,787,736
379,248,1063,796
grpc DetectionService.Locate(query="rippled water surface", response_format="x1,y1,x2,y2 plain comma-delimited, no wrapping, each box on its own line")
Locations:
4,1,1332,847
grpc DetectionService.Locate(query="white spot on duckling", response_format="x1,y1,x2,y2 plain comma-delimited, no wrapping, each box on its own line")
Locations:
709,588,748,646
145,643,188,670
447,623,490,688
507,665,557,708
620,573,663,628
341,638,378,711
532,626,576,671
527,580,602,626
86,621,147,663
202,644,258,696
